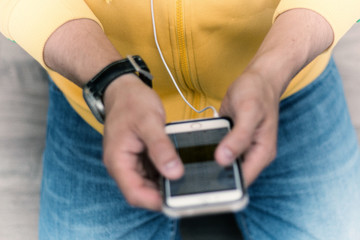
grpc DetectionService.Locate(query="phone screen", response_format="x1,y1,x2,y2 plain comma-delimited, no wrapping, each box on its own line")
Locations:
168,128,237,196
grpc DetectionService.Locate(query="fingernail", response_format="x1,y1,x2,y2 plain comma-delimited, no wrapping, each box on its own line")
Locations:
163,160,182,176
222,147,235,165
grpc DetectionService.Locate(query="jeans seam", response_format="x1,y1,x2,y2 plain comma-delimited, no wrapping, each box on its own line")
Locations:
170,219,179,240
239,214,253,240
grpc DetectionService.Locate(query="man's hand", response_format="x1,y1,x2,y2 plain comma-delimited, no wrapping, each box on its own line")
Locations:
44,19,184,211
215,8,333,186
216,71,279,187
102,74,183,210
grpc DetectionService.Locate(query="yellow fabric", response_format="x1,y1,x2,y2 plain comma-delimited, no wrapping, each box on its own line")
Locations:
0,0,102,67
1,0,359,134
274,0,360,47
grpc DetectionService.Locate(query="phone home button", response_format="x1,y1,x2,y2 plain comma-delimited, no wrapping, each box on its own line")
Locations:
204,195,218,205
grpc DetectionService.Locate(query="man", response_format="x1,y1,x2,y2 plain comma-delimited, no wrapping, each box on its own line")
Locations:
1,1,359,239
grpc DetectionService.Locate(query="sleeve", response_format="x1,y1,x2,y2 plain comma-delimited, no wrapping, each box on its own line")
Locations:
273,0,360,48
0,0,102,69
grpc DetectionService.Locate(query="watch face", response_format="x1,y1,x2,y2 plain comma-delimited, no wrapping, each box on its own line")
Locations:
83,86,105,123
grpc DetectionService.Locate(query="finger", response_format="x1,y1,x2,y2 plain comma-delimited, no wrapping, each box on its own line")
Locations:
216,101,264,166
241,140,276,187
242,118,278,186
106,150,163,211
103,124,163,210
135,115,184,180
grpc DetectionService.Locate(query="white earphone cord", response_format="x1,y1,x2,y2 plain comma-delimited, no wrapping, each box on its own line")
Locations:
150,0,219,118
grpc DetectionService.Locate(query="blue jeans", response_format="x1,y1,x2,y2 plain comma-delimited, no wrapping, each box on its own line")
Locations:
39,58,360,239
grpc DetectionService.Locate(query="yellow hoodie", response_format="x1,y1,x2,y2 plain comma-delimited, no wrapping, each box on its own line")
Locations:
0,0,359,133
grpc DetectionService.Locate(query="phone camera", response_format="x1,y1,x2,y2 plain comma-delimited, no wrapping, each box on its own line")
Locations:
190,123,202,129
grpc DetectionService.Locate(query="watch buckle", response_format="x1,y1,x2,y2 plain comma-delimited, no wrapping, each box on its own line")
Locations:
127,55,153,81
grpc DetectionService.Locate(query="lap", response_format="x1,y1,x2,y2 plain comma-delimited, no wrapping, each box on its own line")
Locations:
236,58,360,239
39,82,179,240
40,58,360,240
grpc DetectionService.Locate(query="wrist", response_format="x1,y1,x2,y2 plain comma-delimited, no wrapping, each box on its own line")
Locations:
83,56,153,123
103,74,141,112
244,9,333,100
245,51,302,100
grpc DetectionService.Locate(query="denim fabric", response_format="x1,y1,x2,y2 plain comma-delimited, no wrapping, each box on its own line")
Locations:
39,83,179,240
236,58,360,239
39,58,360,239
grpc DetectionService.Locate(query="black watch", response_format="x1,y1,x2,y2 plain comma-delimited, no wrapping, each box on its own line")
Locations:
83,55,153,124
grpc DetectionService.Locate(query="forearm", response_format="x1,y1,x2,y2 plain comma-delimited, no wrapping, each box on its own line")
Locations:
217,9,333,183
246,9,333,99
43,19,122,87
43,18,182,211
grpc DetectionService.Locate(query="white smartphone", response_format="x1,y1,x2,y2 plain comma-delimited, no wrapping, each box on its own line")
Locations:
162,117,248,218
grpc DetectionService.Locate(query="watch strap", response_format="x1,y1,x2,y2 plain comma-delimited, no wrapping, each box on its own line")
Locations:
86,55,152,99
83,55,153,123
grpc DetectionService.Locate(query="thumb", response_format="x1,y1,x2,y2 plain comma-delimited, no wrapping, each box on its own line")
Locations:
137,116,184,180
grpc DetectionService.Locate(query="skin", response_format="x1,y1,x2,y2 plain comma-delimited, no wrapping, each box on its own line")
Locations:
44,8,333,211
